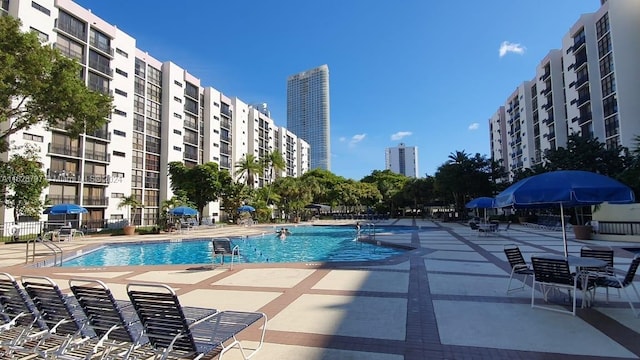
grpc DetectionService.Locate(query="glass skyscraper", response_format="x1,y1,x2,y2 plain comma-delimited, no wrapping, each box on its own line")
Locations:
286,65,330,171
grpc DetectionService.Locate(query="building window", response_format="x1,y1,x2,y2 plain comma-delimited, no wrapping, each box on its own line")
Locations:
56,35,84,62
173,129,182,135
133,113,144,132
31,1,51,15
115,48,128,58
115,68,128,77
135,58,146,78
114,89,127,97
146,119,160,137
596,13,609,39
112,172,125,179
173,113,182,119
23,133,44,142
113,151,125,157
111,192,124,199
57,12,86,41
146,100,161,120
173,146,181,151
147,83,161,102
147,66,161,86
145,136,160,154
87,72,109,94
89,28,111,55
174,80,182,87
601,74,616,98
145,154,160,171
132,132,143,150
113,109,126,117
30,27,49,42
174,96,182,103
113,129,126,137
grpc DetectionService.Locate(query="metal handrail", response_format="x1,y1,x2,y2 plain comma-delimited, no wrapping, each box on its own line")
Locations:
26,235,63,266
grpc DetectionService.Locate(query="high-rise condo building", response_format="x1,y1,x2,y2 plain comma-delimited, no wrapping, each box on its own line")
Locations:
489,0,640,180
385,143,419,178
0,0,309,228
286,65,330,171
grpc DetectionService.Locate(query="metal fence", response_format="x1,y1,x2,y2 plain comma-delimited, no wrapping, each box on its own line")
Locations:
1,219,127,241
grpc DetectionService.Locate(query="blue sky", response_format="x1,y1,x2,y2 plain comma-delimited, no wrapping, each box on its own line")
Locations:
75,0,600,180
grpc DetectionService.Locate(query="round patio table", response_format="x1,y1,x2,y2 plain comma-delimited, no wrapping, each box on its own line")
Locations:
540,254,607,308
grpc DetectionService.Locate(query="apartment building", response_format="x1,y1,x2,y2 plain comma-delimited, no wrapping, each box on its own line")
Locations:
0,0,309,226
385,143,419,178
490,0,640,179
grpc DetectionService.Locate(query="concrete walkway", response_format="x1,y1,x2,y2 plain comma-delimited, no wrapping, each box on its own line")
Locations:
1,220,639,359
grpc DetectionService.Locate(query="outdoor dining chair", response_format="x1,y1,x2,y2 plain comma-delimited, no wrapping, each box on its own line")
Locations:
594,254,640,317
503,245,533,294
531,256,596,316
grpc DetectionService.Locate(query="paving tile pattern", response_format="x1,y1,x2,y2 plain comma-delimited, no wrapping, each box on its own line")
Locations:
1,220,639,359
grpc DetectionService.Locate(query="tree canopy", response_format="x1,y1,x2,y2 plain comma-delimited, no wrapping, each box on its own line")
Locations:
0,16,112,152
0,144,48,221
168,161,231,224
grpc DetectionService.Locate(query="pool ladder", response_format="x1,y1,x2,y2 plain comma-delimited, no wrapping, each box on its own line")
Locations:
358,223,376,241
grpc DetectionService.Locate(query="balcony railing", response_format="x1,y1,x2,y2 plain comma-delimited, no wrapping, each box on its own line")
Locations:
575,75,589,89
46,195,79,204
573,36,586,52
86,129,111,141
82,173,110,184
82,197,109,206
85,151,110,162
48,144,81,157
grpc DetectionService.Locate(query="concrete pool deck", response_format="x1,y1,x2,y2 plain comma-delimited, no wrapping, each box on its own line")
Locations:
1,219,640,359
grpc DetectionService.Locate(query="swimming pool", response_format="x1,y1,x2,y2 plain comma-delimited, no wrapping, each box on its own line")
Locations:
60,225,412,267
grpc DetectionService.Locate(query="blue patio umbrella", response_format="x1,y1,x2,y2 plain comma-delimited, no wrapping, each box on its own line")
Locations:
169,206,198,217
465,197,496,222
495,170,635,256
238,205,255,212
44,203,88,227
43,203,88,215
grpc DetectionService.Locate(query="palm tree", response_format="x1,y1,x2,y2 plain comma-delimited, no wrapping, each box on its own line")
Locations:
234,154,263,187
118,195,143,226
263,150,286,183
447,150,470,164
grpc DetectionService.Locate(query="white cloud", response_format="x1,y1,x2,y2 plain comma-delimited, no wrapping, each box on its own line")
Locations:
349,134,366,147
390,131,412,141
339,136,346,142
468,123,480,131
499,41,526,57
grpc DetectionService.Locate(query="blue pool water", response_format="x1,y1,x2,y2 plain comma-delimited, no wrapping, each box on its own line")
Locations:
60,225,412,267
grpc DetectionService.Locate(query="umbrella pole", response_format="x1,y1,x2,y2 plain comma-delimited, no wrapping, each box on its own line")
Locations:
560,204,568,257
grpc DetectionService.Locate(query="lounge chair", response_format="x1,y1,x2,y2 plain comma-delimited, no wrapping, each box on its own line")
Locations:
19,275,95,358
127,282,267,360
67,278,148,359
0,272,48,351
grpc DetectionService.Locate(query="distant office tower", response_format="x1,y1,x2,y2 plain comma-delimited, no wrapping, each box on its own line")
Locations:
385,143,419,178
287,65,331,171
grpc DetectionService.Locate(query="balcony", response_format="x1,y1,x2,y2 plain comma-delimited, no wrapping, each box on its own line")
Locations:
86,129,111,141
82,197,109,206
46,195,80,204
573,36,586,52
88,61,114,79
47,169,80,182
575,75,589,89
573,55,587,69
85,151,110,163
577,94,591,107
183,120,197,130
183,152,198,161
48,143,81,157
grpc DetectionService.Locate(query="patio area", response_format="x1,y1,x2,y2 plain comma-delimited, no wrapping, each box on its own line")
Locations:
1,219,639,359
